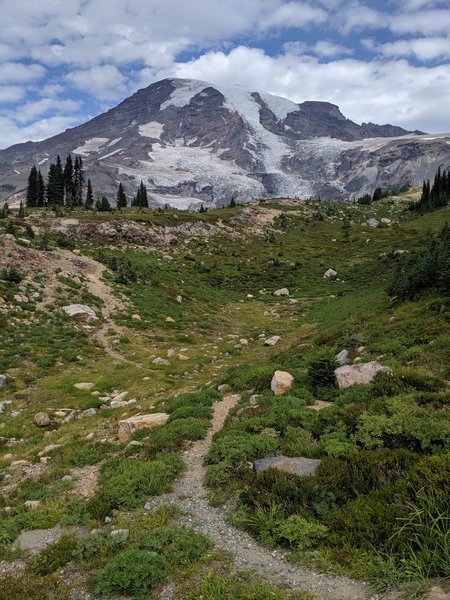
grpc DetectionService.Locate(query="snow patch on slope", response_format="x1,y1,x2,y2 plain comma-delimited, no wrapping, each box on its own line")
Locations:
73,137,109,156
139,122,164,139
259,92,299,122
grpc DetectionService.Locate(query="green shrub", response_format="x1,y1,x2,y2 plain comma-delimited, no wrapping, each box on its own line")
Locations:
89,454,183,518
30,534,78,575
142,418,209,455
94,548,166,598
307,348,337,391
282,426,318,457
0,572,70,600
67,443,112,467
277,515,328,550
139,526,213,570
221,364,275,391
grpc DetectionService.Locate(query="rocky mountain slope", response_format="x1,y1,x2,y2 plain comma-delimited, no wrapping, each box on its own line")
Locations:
1,77,449,208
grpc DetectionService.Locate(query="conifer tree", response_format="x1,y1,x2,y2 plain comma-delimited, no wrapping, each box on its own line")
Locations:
73,155,85,206
133,180,148,208
116,183,127,209
46,155,64,205
37,170,45,207
85,179,94,209
229,196,236,208
26,165,38,207
18,201,25,218
63,154,74,206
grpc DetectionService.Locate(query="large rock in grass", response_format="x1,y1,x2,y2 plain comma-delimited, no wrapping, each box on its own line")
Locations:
335,361,386,388
273,288,290,297
0,375,6,388
323,268,337,280
271,370,293,395
34,412,51,427
253,456,321,476
62,304,98,321
118,413,169,441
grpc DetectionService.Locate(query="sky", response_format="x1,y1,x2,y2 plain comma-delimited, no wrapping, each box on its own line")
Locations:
0,0,449,149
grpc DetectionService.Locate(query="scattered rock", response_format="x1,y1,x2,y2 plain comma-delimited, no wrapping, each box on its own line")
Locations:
131,313,141,321
323,268,337,280
307,400,334,411
152,357,170,366
104,516,112,524
249,395,260,406
271,370,294,395
110,529,129,540
34,412,51,427
253,456,321,476
265,335,280,346
74,382,94,390
381,218,391,225
110,398,136,409
239,338,249,347
175,295,183,303
62,304,98,321
37,444,61,457
167,349,177,357
335,361,387,388
24,500,41,511
335,349,349,366
0,374,6,388
111,391,128,403
273,288,289,296
62,475,73,482
367,218,379,228
165,316,175,323
217,384,232,394
118,413,169,441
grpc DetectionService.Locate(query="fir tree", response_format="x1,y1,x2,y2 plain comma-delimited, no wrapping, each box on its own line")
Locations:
199,204,206,213
26,165,38,207
18,201,25,218
63,154,74,206
116,183,127,209
133,180,148,207
229,196,236,208
46,155,64,205
96,196,112,212
37,170,45,207
73,155,85,206
85,179,94,209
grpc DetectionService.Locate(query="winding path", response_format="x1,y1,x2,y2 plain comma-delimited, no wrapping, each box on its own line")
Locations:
146,393,378,600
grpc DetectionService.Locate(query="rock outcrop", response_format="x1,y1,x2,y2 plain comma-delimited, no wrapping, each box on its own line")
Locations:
271,370,294,395
118,413,169,441
335,361,386,388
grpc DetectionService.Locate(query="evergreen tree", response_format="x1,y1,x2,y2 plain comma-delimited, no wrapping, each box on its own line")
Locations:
85,179,94,209
46,155,64,205
133,180,148,207
199,204,206,213
96,196,112,212
229,196,236,208
73,155,85,206
116,183,127,209
413,167,450,213
26,165,38,207
18,201,25,218
63,154,74,206
37,170,45,207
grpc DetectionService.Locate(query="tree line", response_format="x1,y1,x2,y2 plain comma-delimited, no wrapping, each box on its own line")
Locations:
411,167,450,213
25,155,149,211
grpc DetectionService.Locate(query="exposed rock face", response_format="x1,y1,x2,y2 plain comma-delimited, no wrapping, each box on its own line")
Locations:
335,361,386,388
118,413,169,441
253,456,321,476
62,304,98,321
1,77,448,208
271,370,293,395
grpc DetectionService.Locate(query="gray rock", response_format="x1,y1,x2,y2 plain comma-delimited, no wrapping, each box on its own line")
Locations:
62,304,98,321
335,349,349,366
264,335,280,346
34,412,51,427
0,374,6,388
253,456,321,476
323,268,337,280
271,370,294,395
110,529,129,540
335,361,387,388
217,384,232,394
152,357,170,366
273,288,289,297
367,218,379,228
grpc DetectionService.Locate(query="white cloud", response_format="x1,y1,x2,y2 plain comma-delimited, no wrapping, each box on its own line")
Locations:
259,2,327,29
389,9,450,35
13,98,81,124
312,41,353,57
66,65,127,100
168,46,450,132
0,62,45,84
0,115,81,148
0,86,26,103
380,37,450,61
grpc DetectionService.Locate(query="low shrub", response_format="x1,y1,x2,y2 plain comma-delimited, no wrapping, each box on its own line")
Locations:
94,548,166,599
307,348,337,391
139,526,213,570
30,534,78,575
278,515,329,550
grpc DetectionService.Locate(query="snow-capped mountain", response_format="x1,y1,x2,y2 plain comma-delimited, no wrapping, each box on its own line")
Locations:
1,78,449,208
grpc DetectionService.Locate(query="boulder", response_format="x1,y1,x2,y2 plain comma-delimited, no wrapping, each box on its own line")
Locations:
273,288,289,296
271,370,293,395
131,314,141,321
152,357,170,366
335,349,349,366
0,375,6,388
335,361,386,388
34,412,51,427
62,304,98,321
118,413,169,441
217,384,232,394
74,382,94,390
175,295,183,304
323,268,337,280
165,316,175,323
239,338,249,347
265,335,280,346
367,218,379,228
253,456,321,476
110,529,129,540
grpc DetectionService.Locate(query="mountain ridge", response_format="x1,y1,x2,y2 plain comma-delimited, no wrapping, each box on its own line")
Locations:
1,77,449,209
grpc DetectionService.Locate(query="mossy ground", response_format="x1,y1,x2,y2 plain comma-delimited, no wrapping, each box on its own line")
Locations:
0,192,448,598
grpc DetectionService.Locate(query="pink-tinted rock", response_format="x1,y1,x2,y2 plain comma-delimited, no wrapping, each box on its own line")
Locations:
335,361,386,388
118,413,169,441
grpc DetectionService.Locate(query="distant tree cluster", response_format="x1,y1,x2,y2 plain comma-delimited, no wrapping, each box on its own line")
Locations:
388,223,450,300
357,185,409,205
410,167,450,213
25,158,153,212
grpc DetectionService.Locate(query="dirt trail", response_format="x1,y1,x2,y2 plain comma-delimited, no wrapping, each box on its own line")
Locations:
146,393,377,600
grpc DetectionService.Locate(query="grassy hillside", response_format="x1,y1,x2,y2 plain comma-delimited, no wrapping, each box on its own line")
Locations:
0,194,448,599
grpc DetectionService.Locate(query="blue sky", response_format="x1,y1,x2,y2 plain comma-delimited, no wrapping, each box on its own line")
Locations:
0,0,449,148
